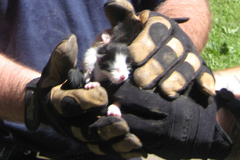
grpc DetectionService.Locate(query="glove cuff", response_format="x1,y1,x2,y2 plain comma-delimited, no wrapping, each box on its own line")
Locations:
25,77,42,131
25,78,56,131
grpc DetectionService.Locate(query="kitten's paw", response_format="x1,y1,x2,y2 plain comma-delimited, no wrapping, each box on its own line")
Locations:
84,82,100,89
107,104,122,117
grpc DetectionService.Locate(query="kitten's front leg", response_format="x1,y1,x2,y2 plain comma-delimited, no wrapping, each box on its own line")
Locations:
84,82,100,89
107,102,122,117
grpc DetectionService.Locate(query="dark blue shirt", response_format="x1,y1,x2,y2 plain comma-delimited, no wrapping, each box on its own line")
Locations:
0,0,164,71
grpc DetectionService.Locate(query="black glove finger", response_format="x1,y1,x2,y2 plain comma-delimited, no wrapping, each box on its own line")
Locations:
158,51,203,98
128,11,173,67
71,116,129,142
196,65,216,96
133,35,185,89
87,133,145,159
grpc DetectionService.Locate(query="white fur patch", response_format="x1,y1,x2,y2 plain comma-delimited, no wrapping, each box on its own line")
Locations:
83,47,98,82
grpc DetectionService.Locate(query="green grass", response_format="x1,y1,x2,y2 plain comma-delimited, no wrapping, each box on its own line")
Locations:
202,0,240,71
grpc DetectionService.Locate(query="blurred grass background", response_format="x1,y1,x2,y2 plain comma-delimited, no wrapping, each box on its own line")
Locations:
202,0,240,71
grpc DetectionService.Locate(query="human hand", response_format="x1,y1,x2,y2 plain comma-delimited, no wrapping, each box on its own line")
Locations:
104,0,215,99
24,34,145,159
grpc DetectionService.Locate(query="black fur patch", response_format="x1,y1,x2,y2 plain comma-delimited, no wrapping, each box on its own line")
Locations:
112,17,143,45
97,43,132,71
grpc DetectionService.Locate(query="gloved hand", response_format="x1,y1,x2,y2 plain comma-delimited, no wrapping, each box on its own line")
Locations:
104,0,215,99
102,1,231,159
24,34,145,159
112,81,233,160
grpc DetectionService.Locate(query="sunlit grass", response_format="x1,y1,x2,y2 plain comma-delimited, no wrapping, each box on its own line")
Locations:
202,0,240,71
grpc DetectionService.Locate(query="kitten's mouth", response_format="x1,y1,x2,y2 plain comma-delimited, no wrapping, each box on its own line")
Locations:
111,76,126,84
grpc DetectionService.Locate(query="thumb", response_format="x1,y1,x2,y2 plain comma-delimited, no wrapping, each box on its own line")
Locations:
38,34,78,89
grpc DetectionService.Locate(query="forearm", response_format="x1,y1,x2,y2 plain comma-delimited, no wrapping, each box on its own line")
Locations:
0,54,40,122
156,0,211,53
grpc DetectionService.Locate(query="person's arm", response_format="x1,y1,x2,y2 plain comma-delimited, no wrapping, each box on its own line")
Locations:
156,0,211,53
0,54,40,122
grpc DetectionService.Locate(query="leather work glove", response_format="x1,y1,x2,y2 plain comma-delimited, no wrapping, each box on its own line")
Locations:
111,81,233,160
104,0,216,99
102,1,232,159
24,34,145,159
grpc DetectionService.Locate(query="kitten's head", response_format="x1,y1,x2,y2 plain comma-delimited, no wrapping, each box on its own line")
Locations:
97,43,132,84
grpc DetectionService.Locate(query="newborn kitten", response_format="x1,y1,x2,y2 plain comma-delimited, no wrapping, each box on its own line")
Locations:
83,18,143,117
83,33,132,117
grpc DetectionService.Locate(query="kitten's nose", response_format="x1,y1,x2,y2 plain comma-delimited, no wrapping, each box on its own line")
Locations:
120,75,125,81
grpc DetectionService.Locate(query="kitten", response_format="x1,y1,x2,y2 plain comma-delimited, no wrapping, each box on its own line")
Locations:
83,34,132,117
83,18,143,117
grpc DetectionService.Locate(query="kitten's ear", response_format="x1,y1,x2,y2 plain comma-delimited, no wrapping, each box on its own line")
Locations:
101,32,112,44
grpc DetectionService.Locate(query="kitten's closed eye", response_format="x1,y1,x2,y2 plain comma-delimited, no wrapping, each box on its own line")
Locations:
96,44,131,84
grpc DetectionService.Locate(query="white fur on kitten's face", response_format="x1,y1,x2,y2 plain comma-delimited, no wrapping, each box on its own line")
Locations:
96,42,132,84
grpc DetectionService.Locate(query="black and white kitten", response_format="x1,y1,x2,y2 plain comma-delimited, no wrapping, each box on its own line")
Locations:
83,18,143,117
83,33,132,117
